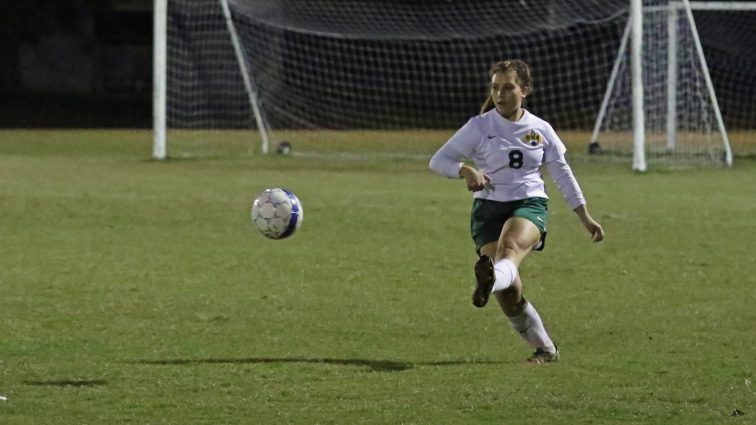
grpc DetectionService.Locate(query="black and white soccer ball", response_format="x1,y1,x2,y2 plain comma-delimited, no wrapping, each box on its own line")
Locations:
276,140,292,155
250,188,303,239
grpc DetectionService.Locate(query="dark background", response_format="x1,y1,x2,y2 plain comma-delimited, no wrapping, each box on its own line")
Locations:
2,0,754,129
0,0,152,128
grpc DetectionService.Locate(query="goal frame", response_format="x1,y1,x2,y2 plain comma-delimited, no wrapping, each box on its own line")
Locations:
152,0,270,160
591,0,745,170
153,1,748,164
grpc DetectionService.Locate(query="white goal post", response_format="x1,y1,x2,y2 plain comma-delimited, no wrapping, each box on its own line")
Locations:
153,0,167,159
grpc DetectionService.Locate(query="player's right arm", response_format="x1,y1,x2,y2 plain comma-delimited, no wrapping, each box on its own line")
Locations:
429,117,490,191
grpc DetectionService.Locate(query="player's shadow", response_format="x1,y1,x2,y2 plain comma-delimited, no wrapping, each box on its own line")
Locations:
137,357,503,372
23,379,107,387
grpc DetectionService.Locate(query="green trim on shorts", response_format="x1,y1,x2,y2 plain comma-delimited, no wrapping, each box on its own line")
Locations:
470,197,549,253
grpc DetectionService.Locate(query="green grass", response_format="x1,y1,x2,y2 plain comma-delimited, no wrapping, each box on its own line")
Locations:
0,130,754,424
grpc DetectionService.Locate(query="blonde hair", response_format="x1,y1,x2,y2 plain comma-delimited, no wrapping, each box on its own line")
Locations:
479,59,533,114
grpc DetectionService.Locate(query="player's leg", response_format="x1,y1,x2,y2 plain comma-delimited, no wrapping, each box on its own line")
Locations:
472,217,539,307
494,217,558,361
470,198,506,308
494,282,558,363
490,216,541,292
477,241,498,260
472,241,497,307
493,275,524,317
471,199,539,307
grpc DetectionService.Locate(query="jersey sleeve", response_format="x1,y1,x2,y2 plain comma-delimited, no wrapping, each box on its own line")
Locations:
542,123,567,164
546,155,586,210
428,117,482,179
541,122,585,210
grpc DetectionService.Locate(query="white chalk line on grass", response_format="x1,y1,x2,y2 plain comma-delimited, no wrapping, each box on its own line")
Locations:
290,150,430,161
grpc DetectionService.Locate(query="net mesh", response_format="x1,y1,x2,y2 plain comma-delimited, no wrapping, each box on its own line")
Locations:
163,0,755,161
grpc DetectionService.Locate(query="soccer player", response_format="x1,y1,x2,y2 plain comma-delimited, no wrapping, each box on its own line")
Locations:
429,59,604,364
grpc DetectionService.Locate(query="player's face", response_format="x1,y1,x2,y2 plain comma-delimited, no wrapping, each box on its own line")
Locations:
490,70,527,118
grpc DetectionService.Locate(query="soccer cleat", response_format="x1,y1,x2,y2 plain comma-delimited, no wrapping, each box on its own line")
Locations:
472,255,495,307
526,346,559,364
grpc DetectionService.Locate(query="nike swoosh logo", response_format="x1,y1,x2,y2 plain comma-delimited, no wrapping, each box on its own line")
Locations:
487,135,497,139
536,217,544,222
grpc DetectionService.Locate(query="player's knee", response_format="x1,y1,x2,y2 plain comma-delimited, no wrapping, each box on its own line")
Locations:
496,238,524,259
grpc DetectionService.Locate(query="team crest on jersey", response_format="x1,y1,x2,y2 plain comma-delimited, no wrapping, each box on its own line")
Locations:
524,130,542,146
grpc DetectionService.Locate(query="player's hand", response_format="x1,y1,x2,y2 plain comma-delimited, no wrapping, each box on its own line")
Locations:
466,171,490,192
583,219,604,242
459,165,490,192
573,205,604,242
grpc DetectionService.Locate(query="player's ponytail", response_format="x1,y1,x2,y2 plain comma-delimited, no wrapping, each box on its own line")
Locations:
479,95,493,114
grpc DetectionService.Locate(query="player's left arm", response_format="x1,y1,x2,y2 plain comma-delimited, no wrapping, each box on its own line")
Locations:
545,157,604,242
542,125,604,242
573,204,604,242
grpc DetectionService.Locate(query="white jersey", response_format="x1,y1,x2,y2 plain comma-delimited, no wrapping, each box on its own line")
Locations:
429,109,586,210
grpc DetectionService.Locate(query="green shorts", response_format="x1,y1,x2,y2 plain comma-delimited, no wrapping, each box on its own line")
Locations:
470,197,549,254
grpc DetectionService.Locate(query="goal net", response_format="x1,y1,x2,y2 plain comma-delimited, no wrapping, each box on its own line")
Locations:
155,0,755,164
156,0,628,158
590,0,756,168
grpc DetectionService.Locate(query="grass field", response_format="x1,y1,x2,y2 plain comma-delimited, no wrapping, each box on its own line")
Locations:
1,130,754,424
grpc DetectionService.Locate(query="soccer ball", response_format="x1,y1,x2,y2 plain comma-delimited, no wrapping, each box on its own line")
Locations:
276,140,292,155
250,188,303,239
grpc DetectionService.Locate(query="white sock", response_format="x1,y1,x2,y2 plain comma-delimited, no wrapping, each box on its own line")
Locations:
507,301,556,352
491,258,517,292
